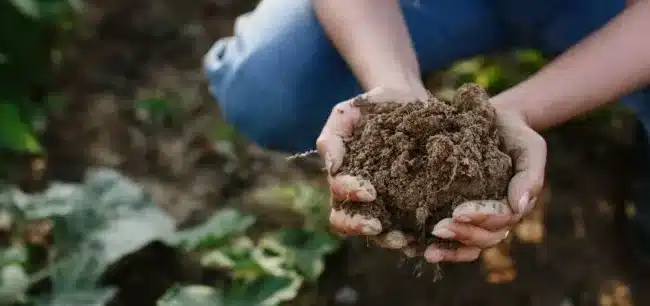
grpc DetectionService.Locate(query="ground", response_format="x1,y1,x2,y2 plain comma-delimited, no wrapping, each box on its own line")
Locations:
43,0,650,305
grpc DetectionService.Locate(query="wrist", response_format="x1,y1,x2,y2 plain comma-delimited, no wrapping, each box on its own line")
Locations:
364,73,429,102
490,92,533,128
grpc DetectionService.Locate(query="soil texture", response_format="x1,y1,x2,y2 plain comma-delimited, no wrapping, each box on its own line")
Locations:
336,84,512,247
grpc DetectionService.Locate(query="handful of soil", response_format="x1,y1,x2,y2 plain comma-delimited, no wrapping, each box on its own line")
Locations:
335,84,513,250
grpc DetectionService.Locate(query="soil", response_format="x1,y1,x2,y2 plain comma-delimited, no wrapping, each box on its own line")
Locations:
337,84,512,248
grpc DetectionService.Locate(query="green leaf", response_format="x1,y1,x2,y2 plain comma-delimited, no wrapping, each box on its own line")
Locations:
0,264,29,304
258,229,339,281
32,288,117,306
8,0,39,19
172,208,255,250
0,103,42,153
200,236,255,270
10,168,175,300
0,245,28,266
225,273,302,306
157,285,224,306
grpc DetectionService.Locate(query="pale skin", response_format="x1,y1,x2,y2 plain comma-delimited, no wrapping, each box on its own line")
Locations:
314,0,650,263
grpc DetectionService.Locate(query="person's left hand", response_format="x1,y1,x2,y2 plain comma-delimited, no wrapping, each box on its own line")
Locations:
422,105,547,263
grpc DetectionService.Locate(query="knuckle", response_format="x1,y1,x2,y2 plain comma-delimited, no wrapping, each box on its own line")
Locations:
531,132,547,150
333,101,350,113
315,135,329,151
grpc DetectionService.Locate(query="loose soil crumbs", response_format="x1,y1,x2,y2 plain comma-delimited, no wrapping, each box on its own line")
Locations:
335,84,513,250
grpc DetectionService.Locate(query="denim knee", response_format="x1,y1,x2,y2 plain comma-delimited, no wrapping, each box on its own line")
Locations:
203,1,360,153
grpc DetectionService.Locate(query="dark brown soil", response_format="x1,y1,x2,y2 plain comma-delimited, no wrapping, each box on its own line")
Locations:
336,84,512,247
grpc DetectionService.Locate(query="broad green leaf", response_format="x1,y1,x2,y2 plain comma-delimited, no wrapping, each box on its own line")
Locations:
65,0,83,13
157,285,224,306
49,169,175,293
225,273,302,306
0,264,29,304
0,245,28,266
8,0,39,18
258,229,339,281
4,168,176,300
172,208,255,250
0,103,42,153
250,247,289,278
201,250,235,269
32,288,117,306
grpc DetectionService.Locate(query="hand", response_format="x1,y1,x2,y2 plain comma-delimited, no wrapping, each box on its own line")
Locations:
424,105,547,263
316,86,428,251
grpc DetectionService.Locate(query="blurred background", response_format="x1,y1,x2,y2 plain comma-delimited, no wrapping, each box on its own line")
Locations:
0,0,648,305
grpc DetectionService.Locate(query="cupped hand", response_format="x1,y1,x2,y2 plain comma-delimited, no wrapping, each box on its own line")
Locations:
316,86,547,262
424,105,547,264
316,86,428,251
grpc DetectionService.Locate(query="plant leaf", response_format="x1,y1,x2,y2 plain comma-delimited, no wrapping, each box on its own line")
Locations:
172,208,255,250
8,0,39,18
0,264,29,304
13,168,175,299
259,229,339,281
225,273,302,306
0,103,42,153
157,285,224,306
32,288,117,306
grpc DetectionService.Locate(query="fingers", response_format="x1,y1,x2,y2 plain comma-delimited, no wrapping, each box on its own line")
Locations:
424,245,481,263
352,87,426,107
432,218,508,248
316,87,424,174
507,128,546,217
316,100,362,174
328,174,376,202
329,209,382,236
451,200,517,230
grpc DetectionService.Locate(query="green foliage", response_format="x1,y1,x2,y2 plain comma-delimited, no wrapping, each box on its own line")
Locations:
158,285,224,306
171,208,255,250
0,0,80,156
0,168,176,305
0,104,42,153
162,183,340,306
436,49,548,99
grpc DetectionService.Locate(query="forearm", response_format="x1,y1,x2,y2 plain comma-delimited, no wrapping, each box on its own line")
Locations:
313,0,428,99
492,0,650,131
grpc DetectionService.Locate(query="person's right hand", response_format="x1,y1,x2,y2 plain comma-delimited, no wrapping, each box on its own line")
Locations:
315,86,428,252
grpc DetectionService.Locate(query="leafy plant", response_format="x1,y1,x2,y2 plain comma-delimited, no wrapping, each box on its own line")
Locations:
161,183,340,306
0,0,81,177
0,168,176,305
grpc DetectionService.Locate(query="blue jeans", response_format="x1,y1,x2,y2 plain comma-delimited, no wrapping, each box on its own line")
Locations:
204,0,650,236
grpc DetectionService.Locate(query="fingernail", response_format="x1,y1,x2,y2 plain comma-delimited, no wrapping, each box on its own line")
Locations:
432,228,455,239
361,219,382,235
518,192,531,215
425,249,443,263
357,190,375,202
455,215,471,223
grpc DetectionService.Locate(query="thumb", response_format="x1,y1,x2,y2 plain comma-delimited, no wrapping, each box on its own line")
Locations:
507,130,547,217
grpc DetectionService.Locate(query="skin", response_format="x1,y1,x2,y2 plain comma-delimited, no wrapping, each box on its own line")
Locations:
314,0,650,263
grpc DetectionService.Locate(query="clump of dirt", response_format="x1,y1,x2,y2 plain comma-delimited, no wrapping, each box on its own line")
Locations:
335,83,513,250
